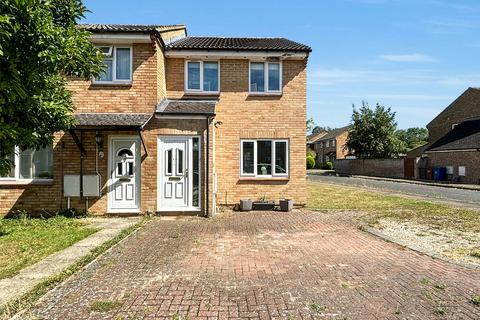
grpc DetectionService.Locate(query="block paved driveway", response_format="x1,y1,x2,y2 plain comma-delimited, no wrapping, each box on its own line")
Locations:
29,211,480,319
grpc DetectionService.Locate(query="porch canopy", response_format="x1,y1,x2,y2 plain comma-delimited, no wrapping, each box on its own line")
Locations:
70,113,152,155
73,113,152,130
155,99,216,117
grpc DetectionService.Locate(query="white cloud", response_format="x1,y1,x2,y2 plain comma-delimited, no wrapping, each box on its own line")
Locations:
379,53,437,63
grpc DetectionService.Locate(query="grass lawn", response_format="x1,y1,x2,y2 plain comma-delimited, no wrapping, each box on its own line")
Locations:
307,181,480,233
0,216,97,279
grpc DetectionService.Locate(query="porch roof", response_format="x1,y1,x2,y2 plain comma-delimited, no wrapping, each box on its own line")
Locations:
156,99,217,116
73,113,152,130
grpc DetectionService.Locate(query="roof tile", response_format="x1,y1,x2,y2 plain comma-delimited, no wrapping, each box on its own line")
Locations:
156,100,216,115
77,24,185,33
74,113,151,128
166,36,311,52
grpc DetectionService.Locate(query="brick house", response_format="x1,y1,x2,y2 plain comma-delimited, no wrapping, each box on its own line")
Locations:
0,24,311,216
420,88,480,184
306,130,327,152
311,126,351,165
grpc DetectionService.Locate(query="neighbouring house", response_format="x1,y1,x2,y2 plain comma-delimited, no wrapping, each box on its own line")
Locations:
413,87,480,184
0,24,311,215
424,117,480,184
312,126,351,165
306,130,328,152
426,87,480,143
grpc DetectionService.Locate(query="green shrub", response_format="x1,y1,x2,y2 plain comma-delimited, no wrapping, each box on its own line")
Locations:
322,161,334,170
306,156,315,169
58,208,87,218
307,150,316,159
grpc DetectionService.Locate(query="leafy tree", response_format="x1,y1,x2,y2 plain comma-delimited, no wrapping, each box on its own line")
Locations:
306,117,316,133
345,102,402,158
312,125,332,134
0,0,103,175
395,127,428,153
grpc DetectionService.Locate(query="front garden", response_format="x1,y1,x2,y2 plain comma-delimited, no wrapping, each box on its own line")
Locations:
0,213,97,279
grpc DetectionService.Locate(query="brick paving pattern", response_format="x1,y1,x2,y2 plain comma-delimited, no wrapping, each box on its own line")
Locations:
29,211,480,319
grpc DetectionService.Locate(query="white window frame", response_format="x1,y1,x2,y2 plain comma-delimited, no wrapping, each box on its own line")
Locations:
248,61,282,94
240,139,289,178
331,139,335,147
92,45,133,85
184,60,220,93
0,146,53,182
326,140,330,147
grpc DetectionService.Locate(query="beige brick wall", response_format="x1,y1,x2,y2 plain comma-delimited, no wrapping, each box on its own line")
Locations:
1,41,309,215
166,58,307,207
67,43,158,113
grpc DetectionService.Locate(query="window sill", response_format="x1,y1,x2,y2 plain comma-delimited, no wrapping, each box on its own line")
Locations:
239,177,289,182
0,179,54,186
184,91,220,96
91,81,132,87
248,92,282,97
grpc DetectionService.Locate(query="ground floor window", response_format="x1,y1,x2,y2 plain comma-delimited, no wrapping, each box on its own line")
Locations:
1,146,53,180
240,139,288,177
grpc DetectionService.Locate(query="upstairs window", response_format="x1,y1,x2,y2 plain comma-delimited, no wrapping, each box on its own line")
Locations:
249,61,282,94
94,46,132,84
1,146,53,180
185,61,219,93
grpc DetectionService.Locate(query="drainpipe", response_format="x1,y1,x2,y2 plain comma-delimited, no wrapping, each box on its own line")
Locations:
80,130,84,200
206,116,210,217
212,119,217,216
95,131,102,198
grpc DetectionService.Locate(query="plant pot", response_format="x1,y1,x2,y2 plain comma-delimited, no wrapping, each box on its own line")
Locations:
239,199,253,211
279,199,293,212
253,201,275,211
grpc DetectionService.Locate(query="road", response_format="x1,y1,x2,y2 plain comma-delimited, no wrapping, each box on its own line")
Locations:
308,174,480,208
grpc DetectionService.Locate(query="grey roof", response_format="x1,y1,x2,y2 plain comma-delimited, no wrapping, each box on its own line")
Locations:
166,36,311,52
77,24,186,33
74,113,152,129
156,100,216,115
426,118,480,152
316,125,351,142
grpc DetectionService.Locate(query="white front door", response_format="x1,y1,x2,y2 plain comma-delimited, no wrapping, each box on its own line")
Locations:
158,136,201,211
108,137,140,213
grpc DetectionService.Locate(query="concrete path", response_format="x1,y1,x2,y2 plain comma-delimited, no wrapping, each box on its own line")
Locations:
0,217,139,309
308,173,480,208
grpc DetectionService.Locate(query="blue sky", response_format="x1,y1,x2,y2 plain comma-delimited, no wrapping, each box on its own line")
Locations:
83,0,480,129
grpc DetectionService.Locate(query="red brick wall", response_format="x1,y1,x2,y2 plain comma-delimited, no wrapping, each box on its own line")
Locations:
426,151,480,184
